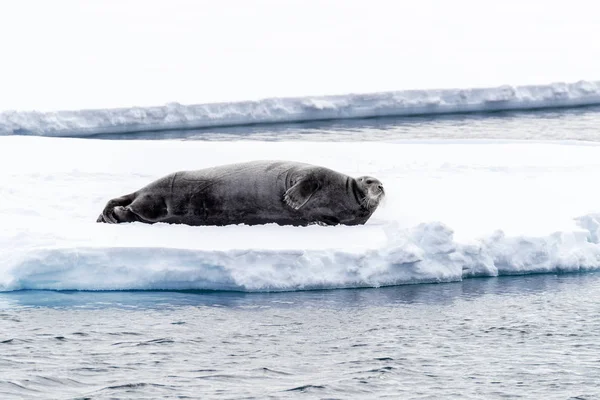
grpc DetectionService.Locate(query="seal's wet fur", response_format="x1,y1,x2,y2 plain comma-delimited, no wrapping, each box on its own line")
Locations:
97,161,384,227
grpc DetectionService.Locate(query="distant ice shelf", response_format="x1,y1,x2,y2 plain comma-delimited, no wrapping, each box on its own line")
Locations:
2,80,600,138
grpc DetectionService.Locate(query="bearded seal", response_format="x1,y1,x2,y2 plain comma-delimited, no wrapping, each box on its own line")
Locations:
96,160,384,226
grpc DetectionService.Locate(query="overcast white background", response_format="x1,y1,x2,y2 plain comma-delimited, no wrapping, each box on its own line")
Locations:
0,0,598,111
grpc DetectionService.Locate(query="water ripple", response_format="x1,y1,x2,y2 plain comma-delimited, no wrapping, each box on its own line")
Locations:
0,274,599,399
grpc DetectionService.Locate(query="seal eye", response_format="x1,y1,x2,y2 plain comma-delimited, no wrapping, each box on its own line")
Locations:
366,179,373,185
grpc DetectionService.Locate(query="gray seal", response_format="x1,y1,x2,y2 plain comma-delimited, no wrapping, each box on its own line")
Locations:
96,160,385,226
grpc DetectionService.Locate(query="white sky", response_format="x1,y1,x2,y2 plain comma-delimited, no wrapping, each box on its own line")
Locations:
0,0,599,111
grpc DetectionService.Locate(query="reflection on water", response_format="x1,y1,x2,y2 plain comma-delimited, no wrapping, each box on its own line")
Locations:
2,272,597,310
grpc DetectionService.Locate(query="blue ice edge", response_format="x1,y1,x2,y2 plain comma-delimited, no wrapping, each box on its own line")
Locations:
1,80,600,138
3,214,600,293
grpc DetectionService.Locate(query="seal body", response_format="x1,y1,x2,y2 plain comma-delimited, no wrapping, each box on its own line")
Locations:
97,161,384,227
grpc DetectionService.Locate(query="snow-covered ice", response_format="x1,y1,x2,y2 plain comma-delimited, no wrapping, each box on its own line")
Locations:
2,137,600,291
2,81,600,137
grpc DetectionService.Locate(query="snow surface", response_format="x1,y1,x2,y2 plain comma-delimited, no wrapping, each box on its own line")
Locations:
2,81,600,138
2,137,600,292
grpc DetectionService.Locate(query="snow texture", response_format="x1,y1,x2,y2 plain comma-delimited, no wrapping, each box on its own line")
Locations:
2,137,600,292
2,81,600,138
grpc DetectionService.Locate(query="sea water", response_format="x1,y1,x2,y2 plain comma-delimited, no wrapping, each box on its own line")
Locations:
2,273,600,399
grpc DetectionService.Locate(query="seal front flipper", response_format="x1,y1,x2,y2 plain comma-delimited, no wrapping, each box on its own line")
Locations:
283,178,320,210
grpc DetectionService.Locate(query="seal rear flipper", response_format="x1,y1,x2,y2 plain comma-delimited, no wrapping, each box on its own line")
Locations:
99,193,135,223
283,178,320,210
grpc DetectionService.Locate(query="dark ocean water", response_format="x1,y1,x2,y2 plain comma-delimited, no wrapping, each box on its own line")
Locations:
2,273,600,399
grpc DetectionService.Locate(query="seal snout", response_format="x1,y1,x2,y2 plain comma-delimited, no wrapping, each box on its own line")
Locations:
370,184,384,199
372,185,385,200
356,175,385,210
